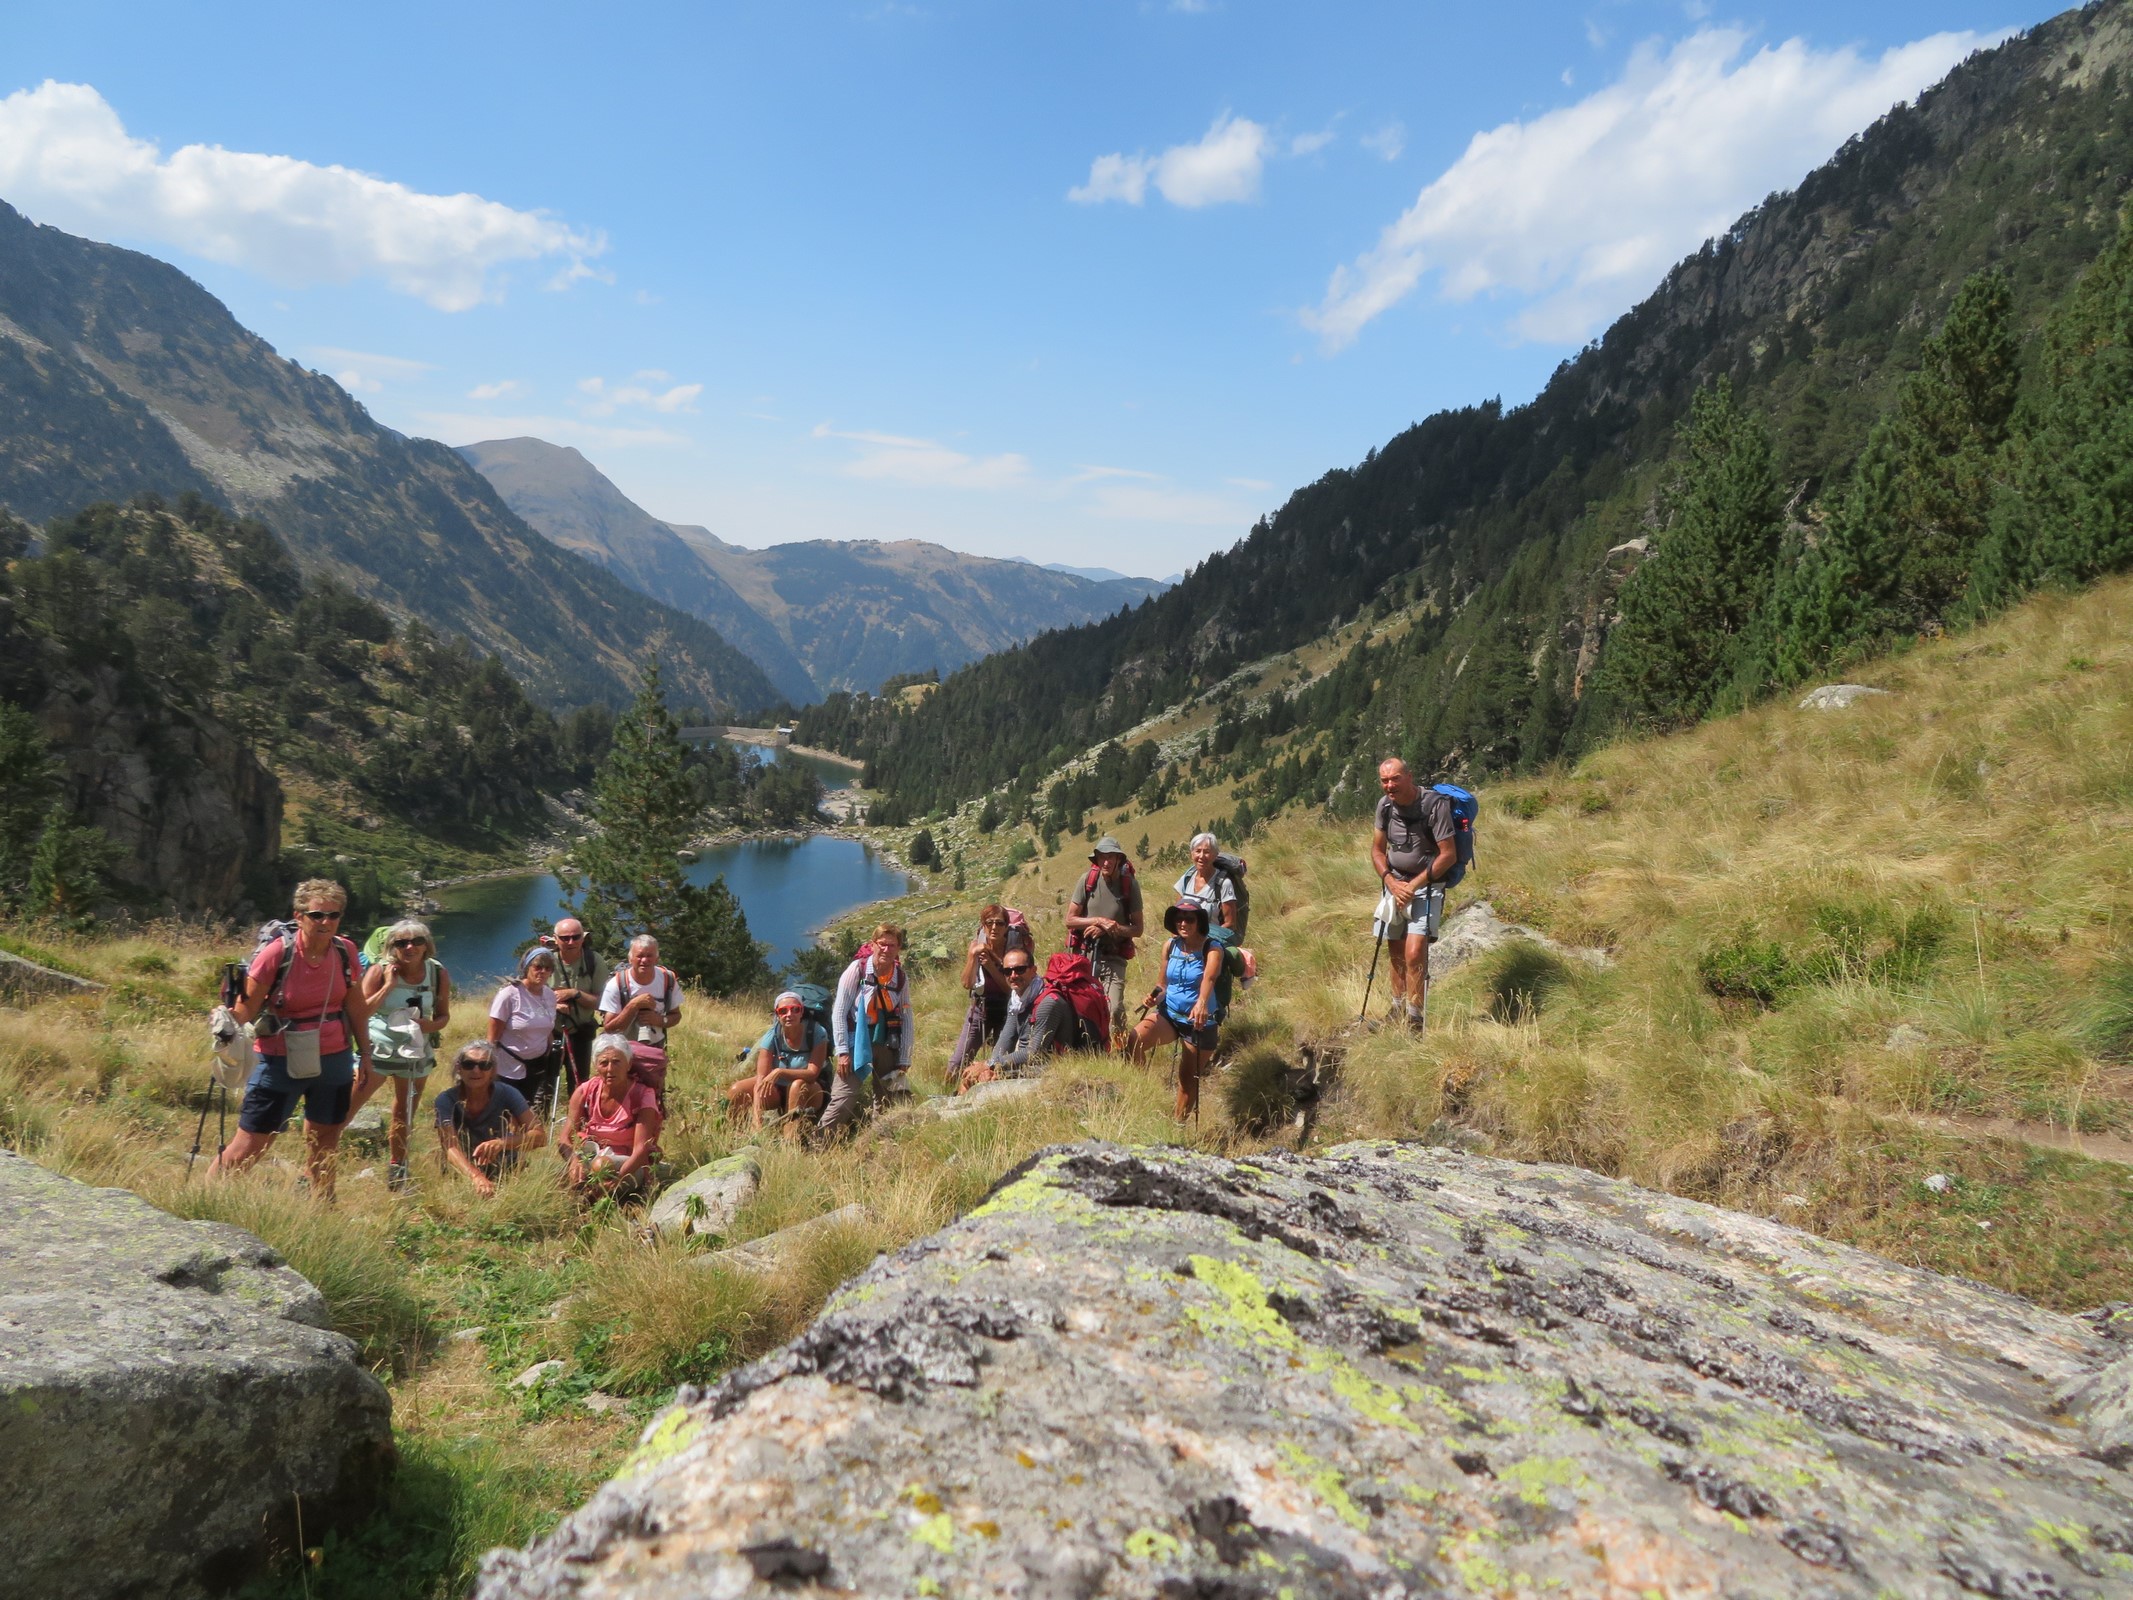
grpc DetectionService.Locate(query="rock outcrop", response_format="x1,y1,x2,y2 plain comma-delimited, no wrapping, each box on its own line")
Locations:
481,1141,2132,1600
1431,901,1614,979
1798,684,1892,711
0,1151,395,1599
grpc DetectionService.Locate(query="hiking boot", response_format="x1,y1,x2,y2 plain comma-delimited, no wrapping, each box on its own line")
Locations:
386,1161,411,1193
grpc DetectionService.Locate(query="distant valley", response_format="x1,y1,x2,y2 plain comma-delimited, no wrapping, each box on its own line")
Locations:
460,436,1169,702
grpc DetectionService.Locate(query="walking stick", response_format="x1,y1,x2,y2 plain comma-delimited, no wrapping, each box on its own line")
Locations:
185,1072,220,1179
1359,928,1386,1023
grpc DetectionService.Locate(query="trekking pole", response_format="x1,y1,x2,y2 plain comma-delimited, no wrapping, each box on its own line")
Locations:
185,1070,218,1179
1359,927,1386,1023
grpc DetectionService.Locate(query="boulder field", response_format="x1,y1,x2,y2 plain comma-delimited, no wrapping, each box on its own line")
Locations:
0,1151,394,1599
480,1140,2132,1600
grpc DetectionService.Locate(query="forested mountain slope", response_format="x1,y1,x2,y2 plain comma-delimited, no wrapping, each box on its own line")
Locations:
0,205,780,715
464,435,1166,699
801,0,2133,820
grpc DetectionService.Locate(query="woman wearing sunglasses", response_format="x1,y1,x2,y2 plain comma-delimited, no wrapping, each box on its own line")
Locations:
207,879,374,1196
726,991,828,1130
434,1041,536,1198
345,919,452,1192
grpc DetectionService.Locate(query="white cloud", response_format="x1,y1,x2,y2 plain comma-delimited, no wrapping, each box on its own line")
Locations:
1069,113,1270,208
308,346,434,381
467,379,525,400
1303,25,1999,352
1066,463,1164,486
1360,121,1406,161
1290,129,1336,157
578,375,703,416
1225,476,1274,492
0,80,604,310
419,411,688,449
813,423,1031,490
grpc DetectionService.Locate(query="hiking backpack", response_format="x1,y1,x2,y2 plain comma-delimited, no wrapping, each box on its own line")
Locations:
1430,783,1478,887
1212,851,1251,941
788,981,835,1033
251,920,358,1037
1042,951,1111,1052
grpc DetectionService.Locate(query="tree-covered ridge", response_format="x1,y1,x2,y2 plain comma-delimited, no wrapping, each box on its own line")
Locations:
795,3,2133,818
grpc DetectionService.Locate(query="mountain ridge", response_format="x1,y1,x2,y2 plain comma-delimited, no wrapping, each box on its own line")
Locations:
462,435,1169,698
0,206,781,715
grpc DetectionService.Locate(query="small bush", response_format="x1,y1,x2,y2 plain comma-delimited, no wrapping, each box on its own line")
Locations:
1500,791,1550,820
906,829,936,867
999,839,1037,879
1481,941,1574,1024
1699,937,1800,1008
1222,1046,1296,1135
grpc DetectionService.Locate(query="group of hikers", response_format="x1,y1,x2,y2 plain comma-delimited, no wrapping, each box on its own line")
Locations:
197,756,1472,1201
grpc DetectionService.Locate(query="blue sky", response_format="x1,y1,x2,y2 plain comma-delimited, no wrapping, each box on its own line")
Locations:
0,1,2051,578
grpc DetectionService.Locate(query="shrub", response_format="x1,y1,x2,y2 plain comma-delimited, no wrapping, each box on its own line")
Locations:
1481,941,1575,1024
1501,791,1550,820
906,829,936,867
1699,937,1800,1008
1221,1046,1296,1134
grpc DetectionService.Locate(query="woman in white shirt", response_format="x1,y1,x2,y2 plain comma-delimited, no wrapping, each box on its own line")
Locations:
1172,833,1238,930
488,948,561,1114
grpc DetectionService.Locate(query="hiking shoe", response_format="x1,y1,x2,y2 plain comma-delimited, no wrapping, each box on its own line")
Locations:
386,1162,411,1193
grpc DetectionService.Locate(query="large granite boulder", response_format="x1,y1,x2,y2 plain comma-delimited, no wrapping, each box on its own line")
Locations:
480,1140,2132,1600
0,1151,394,1599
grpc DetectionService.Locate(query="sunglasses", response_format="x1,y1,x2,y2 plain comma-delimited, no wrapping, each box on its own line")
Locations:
300,910,342,922
391,938,425,950
1004,965,1034,978
460,1061,495,1073
555,932,584,941
776,1005,804,1016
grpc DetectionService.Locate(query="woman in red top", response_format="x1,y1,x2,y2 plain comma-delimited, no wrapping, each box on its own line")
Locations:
208,879,375,1198
561,1034,662,1196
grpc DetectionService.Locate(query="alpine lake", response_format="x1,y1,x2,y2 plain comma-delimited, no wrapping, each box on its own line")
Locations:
425,740,911,985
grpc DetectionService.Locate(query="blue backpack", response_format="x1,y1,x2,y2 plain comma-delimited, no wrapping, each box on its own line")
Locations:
1431,783,1478,887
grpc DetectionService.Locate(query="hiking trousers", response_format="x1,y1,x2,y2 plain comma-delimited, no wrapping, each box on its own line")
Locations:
1093,954,1130,1035
818,1066,910,1137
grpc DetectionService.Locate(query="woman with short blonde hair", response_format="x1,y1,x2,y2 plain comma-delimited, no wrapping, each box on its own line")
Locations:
348,918,452,1191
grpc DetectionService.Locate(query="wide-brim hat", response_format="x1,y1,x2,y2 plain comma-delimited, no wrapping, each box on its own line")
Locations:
1089,835,1126,860
1162,900,1210,934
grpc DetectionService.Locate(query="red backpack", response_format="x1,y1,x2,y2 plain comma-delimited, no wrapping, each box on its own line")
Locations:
1043,951,1111,1052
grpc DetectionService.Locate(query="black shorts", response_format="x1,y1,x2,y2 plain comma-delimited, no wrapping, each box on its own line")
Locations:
1162,1011,1220,1052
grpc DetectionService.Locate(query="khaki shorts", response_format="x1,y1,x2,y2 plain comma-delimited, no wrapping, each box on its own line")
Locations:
1377,887,1445,940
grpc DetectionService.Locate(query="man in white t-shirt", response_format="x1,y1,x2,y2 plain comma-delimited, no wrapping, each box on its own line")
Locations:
599,934,682,1046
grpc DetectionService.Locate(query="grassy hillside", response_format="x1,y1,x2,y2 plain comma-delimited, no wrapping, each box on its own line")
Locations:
1,576,2127,1596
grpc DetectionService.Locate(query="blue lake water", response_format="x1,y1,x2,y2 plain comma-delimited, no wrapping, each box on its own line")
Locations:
426,834,910,988
722,738,856,792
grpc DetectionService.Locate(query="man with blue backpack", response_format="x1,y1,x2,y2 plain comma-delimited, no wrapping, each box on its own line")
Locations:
1370,758,1475,1030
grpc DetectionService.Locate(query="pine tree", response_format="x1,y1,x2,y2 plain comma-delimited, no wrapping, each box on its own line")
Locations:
1977,217,2133,601
560,662,769,994
24,800,115,921
0,704,57,901
1593,380,1782,728
1774,270,2019,674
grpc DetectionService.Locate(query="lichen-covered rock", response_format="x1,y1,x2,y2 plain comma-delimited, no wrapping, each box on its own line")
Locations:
1798,683,1891,710
1431,901,1613,979
479,1140,2133,1600
647,1154,760,1240
0,1150,394,1599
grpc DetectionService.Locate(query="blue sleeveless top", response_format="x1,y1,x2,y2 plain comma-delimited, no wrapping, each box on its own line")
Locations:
1164,939,1220,1023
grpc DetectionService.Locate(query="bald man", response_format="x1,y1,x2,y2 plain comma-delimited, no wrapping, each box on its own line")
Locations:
1370,758,1461,1028
548,917,609,1090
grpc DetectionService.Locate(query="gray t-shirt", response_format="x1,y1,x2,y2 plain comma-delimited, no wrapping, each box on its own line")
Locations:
1377,788,1456,878
1071,868,1143,957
